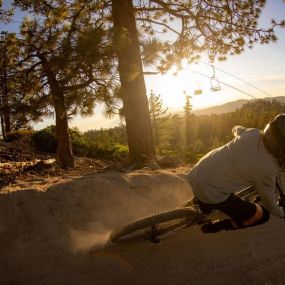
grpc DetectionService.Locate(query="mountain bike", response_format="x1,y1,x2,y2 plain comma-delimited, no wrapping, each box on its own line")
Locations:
108,181,285,244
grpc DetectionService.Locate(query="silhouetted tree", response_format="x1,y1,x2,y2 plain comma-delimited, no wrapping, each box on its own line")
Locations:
0,32,11,137
184,92,192,149
148,90,168,152
14,0,118,168
0,1,13,23
110,0,284,165
13,0,285,166
0,32,45,138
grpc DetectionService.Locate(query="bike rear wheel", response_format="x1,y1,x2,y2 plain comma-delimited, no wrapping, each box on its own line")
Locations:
109,208,200,244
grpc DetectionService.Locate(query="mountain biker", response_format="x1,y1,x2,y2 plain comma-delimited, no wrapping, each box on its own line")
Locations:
187,113,285,233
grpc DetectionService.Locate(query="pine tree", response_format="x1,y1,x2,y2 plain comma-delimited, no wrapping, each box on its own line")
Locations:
0,32,45,138
0,1,13,24
111,0,284,165
14,0,117,168
13,0,285,166
184,93,192,149
148,90,168,153
0,32,11,138
168,114,183,153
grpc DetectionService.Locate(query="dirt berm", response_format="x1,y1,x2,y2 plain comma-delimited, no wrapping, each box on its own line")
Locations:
1,168,285,284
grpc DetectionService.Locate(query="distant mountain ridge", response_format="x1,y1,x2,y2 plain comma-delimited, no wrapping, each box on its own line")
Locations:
193,99,248,115
192,96,285,115
81,96,285,131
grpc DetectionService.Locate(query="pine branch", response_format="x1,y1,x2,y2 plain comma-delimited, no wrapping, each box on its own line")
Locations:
136,17,180,35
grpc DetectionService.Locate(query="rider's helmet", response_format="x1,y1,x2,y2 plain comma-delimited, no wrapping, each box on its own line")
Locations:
263,113,285,162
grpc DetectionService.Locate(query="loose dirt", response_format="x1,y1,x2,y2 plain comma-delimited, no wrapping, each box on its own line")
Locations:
1,167,285,284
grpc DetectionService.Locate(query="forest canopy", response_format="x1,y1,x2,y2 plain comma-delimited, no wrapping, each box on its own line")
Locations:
21,98,285,164
1,0,284,167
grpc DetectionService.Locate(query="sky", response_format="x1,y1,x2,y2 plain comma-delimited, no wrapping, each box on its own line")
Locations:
145,0,285,111
1,0,285,131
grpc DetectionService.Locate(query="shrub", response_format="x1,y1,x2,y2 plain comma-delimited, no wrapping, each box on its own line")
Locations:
87,143,128,160
183,151,204,164
32,125,129,160
107,143,129,158
32,126,90,156
32,126,57,153
4,129,35,142
69,128,89,156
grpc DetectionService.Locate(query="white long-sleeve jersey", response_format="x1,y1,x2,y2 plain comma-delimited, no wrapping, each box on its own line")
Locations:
187,126,284,218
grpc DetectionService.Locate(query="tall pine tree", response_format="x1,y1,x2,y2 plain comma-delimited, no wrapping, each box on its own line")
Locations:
148,90,168,153
111,0,284,165
184,92,192,150
14,0,118,168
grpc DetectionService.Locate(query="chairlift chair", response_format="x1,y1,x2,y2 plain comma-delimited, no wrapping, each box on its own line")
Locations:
194,88,203,95
209,64,221,92
210,76,221,92
193,71,203,95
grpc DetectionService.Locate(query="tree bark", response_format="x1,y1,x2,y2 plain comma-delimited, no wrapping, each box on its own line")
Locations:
112,0,156,165
40,56,75,169
0,80,6,139
0,114,5,139
53,92,75,169
2,45,11,135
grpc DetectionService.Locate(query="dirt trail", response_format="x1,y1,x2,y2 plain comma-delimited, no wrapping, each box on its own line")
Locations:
1,168,285,284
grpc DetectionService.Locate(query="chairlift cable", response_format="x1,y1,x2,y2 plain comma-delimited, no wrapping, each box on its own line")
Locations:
193,70,259,100
199,61,273,98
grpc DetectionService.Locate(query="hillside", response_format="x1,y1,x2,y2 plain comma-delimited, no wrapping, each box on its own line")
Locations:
192,96,285,115
193,99,248,115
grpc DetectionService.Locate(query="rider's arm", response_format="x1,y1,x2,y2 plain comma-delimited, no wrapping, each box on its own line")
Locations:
256,181,284,218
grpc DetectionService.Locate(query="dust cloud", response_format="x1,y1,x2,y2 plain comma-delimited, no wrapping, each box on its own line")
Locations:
70,227,112,251
65,169,193,252
0,168,193,279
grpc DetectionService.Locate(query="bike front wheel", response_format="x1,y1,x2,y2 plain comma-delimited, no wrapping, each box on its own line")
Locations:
108,208,200,244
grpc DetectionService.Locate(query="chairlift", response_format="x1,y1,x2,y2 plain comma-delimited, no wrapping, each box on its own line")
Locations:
209,64,221,92
193,72,203,95
194,88,203,95
210,76,221,92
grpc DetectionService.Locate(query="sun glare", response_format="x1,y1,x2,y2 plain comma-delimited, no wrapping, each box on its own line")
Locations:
145,62,232,111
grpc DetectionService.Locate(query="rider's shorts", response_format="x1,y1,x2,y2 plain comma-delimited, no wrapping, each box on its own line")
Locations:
196,193,257,227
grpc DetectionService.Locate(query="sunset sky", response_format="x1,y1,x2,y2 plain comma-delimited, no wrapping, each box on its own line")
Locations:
1,0,285,131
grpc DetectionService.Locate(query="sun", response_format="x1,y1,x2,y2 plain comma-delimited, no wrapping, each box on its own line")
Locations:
145,63,229,111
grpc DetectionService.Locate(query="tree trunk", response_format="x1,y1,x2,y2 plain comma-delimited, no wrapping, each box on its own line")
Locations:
0,115,5,139
47,83,74,169
3,107,11,135
112,0,156,165
0,84,6,139
53,94,75,169
2,45,11,135
40,53,75,169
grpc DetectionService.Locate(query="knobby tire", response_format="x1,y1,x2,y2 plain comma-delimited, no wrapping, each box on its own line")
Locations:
109,208,199,244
